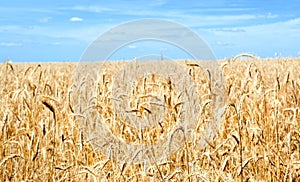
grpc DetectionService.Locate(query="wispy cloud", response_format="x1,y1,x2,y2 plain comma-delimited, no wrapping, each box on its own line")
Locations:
128,45,136,49
108,8,279,28
70,17,83,22
239,17,300,35
149,0,168,7
0,25,21,32
205,17,300,58
67,5,113,13
177,13,279,28
3,24,108,42
38,17,52,23
0,42,22,47
50,42,62,45
216,41,233,46
0,7,57,14
213,28,246,33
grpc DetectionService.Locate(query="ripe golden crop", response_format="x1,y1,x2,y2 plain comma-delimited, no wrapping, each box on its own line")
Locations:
0,57,299,181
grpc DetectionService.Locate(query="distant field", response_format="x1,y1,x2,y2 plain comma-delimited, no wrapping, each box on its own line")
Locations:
0,58,299,181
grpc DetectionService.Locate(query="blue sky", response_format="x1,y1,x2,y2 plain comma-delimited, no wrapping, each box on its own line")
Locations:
1,0,300,62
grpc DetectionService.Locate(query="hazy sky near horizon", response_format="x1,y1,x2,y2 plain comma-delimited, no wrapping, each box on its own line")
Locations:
1,0,300,62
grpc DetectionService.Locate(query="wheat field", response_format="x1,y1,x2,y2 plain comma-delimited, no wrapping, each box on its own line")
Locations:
0,57,299,181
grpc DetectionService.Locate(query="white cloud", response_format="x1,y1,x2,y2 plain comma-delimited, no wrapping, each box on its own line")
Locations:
213,28,246,33
0,7,56,14
0,24,108,42
242,17,300,36
128,45,136,49
149,0,168,7
50,42,61,45
216,41,233,46
39,17,52,23
186,13,278,28
70,17,83,22
110,8,278,28
208,17,300,37
0,25,20,32
205,17,300,58
68,6,112,13
0,42,22,47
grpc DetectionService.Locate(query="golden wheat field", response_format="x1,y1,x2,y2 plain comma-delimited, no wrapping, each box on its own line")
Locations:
0,57,300,181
